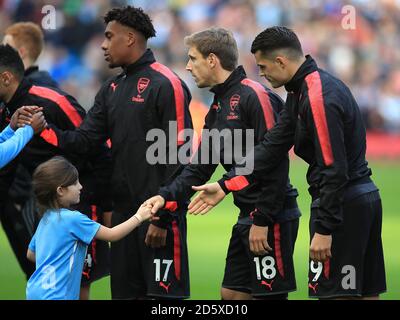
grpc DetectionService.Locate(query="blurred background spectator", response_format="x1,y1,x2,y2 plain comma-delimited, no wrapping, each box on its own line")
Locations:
1,0,399,133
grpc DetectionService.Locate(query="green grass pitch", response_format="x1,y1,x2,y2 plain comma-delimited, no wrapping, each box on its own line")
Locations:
1,160,399,300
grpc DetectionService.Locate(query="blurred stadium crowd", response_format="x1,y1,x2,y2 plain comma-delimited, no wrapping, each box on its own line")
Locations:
0,0,399,132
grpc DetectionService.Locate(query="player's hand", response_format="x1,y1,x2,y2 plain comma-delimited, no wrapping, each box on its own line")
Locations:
188,182,226,215
136,204,159,223
10,106,43,129
310,233,332,262
249,224,272,255
145,224,167,248
30,111,47,134
143,195,165,214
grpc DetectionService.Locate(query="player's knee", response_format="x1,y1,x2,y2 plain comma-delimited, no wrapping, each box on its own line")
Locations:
221,287,251,300
221,287,234,300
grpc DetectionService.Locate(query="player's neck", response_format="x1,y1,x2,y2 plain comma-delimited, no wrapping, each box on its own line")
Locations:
125,47,147,67
288,56,307,80
213,69,233,87
23,59,34,71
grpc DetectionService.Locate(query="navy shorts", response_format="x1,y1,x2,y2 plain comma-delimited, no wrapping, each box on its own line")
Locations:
308,191,386,298
110,203,189,299
222,218,299,297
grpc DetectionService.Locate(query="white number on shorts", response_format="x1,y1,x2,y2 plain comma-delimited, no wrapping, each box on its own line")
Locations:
310,261,323,282
154,259,173,282
253,256,276,280
41,265,57,289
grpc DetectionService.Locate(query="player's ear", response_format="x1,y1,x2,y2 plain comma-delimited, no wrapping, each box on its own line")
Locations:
275,56,287,69
0,71,13,86
127,31,136,47
208,53,218,68
18,46,27,60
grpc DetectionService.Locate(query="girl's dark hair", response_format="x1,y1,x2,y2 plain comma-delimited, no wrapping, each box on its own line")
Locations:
104,6,156,40
32,156,79,216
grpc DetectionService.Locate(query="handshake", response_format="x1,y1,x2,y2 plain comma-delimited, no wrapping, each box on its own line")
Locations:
10,106,47,134
132,196,168,226
141,182,227,217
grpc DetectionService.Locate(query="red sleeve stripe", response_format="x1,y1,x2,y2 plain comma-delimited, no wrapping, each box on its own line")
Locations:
274,223,285,278
172,220,181,281
241,78,275,130
40,128,58,147
150,62,185,145
164,201,178,212
29,86,83,128
224,176,250,191
305,71,334,166
324,259,330,279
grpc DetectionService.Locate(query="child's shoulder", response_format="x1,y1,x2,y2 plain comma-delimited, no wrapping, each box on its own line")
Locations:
59,208,84,218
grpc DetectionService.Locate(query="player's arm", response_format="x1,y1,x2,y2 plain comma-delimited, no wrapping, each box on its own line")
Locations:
150,79,193,224
47,84,110,154
238,90,288,255
0,125,15,143
305,90,348,262
245,90,290,227
0,113,20,143
0,112,46,169
146,121,219,215
188,104,295,214
218,103,295,193
307,98,348,233
143,76,193,248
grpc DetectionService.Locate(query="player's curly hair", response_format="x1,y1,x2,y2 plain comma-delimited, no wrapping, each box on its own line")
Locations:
104,6,156,40
0,44,24,81
251,26,303,59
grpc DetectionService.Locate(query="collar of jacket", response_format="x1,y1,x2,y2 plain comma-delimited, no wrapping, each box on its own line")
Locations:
5,78,32,113
123,48,156,75
25,66,39,77
284,55,318,93
209,65,247,97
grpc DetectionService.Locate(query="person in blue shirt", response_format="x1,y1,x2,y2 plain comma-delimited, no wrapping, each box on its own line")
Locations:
0,106,46,168
26,156,156,300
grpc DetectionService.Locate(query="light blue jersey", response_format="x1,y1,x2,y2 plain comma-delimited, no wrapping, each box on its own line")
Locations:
26,208,100,300
0,124,33,168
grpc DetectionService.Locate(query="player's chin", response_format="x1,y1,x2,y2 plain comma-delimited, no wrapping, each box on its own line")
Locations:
196,81,208,89
108,61,120,69
270,79,284,88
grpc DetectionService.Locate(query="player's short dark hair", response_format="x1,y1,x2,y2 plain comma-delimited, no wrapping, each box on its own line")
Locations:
251,26,303,59
0,44,25,80
184,27,238,71
33,156,79,216
104,6,156,40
